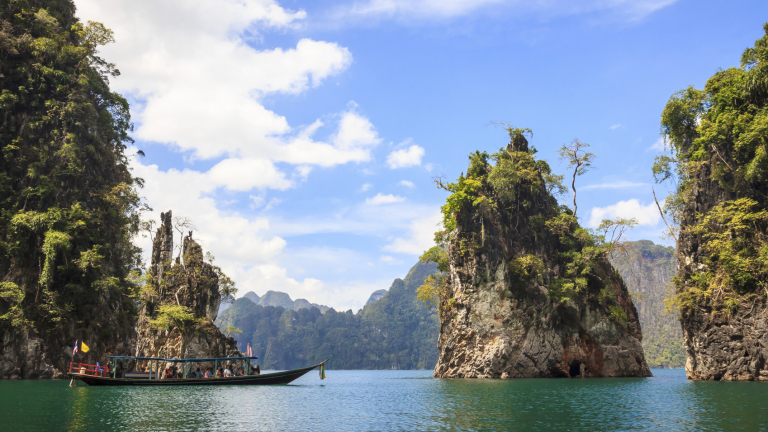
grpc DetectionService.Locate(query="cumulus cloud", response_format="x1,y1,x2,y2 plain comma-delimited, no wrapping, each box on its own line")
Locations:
76,0,375,169
387,144,425,168
610,123,622,130
384,210,442,255
399,180,415,188
588,199,660,228
380,255,404,265
365,193,406,205
74,0,395,310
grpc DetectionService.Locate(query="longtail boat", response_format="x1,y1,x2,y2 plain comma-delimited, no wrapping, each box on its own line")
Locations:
68,355,328,386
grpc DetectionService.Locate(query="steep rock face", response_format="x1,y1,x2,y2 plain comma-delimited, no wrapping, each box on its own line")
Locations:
434,133,650,378
366,290,388,306
677,158,768,381
135,211,240,371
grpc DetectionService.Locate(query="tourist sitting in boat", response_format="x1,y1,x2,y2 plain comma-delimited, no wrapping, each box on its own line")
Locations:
215,368,222,378
251,364,260,375
224,366,232,377
106,362,112,377
194,367,202,378
235,367,244,376
163,368,171,379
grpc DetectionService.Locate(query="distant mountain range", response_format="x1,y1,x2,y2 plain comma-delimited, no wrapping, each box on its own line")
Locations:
215,261,438,370
218,290,331,318
215,240,683,371
612,240,684,368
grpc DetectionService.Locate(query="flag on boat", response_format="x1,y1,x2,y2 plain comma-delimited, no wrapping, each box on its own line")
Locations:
319,363,326,380
247,343,252,357
72,340,78,356
81,342,89,353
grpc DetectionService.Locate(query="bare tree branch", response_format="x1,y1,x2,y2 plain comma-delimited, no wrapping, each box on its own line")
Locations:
653,188,679,249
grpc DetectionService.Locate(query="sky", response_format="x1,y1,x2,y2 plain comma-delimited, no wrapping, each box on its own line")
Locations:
74,0,768,311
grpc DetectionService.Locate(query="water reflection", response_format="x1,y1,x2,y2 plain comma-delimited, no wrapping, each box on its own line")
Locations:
1,370,767,431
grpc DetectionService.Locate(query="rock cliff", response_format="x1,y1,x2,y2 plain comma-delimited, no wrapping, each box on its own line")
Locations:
432,130,650,378
135,211,241,372
658,24,768,381
676,155,768,381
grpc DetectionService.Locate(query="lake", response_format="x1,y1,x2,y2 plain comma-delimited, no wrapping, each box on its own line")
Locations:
1,369,767,431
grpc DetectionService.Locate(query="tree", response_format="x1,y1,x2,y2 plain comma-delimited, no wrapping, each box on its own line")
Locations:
223,326,243,338
558,140,595,218
0,1,143,374
150,305,197,332
658,22,768,311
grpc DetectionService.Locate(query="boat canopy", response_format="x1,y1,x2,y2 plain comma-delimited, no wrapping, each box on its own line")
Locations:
106,355,257,362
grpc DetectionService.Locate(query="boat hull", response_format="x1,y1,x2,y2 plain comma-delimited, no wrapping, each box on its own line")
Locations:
69,362,321,386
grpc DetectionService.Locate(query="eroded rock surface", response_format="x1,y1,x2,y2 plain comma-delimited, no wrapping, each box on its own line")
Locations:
677,158,768,381
434,134,650,378
135,211,240,372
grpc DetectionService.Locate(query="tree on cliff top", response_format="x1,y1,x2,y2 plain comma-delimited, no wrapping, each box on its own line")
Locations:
656,23,768,312
557,139,595,218
419,127,637,317
0,0,143,370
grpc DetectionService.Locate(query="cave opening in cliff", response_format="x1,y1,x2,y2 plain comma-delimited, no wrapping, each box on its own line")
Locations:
569,362,582,378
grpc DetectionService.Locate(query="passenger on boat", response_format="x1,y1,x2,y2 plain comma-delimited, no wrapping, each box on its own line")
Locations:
195,367,202,378
224,367,232,377
215,368,223,378
235,367,244,376
251,365,260,375
164,368,171,379
106,362,112,377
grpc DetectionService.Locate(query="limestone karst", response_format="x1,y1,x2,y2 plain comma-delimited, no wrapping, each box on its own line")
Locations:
430,129,650,378
134,211,241,372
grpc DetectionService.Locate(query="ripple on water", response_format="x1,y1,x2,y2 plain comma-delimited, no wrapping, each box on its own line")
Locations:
1,369,767,431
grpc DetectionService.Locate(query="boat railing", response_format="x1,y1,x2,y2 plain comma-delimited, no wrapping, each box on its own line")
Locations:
69,362,108,377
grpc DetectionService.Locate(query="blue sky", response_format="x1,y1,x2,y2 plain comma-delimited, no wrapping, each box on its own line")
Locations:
77,0,768,310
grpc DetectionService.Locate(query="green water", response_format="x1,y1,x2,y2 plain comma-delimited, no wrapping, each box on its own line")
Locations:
1,369,766,431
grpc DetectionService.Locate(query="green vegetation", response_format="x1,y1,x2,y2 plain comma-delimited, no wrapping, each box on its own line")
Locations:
612,241,685,368
420,127,637,315
0,1,141,359
216,261,438,370
144,228,237,335
656,23,768,312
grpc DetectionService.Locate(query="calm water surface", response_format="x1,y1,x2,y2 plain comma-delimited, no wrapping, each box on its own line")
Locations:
1,369,767,431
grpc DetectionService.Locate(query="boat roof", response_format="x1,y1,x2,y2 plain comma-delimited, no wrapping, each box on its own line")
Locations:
106,356,257,362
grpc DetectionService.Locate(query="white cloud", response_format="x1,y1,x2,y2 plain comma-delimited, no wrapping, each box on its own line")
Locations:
399,180,415,188
361,183,373,191
76,0,380,171
588,199,660,228
384,210,442,255
365,193,406,205
74,0,399,311
583,181,649,190
610,123,622,130
332,0,679,23
387,144,425,168
648,137,667,152
380,255,404,265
